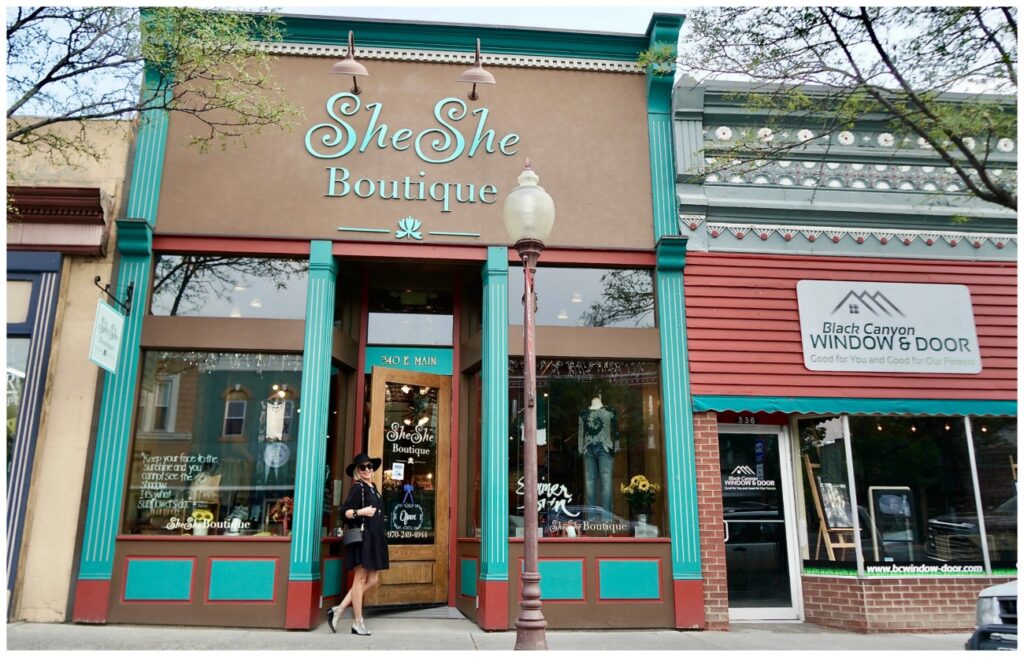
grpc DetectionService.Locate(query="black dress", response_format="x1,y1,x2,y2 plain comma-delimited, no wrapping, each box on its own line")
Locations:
341,481,389,571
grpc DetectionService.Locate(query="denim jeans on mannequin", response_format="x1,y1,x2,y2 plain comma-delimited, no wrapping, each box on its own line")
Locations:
583,442,614,520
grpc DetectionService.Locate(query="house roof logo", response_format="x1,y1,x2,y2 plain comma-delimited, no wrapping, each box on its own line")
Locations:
830,289,905,317
730,465,757,476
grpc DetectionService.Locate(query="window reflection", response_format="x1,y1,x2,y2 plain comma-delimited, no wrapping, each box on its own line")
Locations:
507,358,665,538
150,255,308,319
123,351,303,537
6,338,29,478
509,268,654,328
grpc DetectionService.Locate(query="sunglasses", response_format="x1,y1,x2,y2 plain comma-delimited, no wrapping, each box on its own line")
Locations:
357,464,374,472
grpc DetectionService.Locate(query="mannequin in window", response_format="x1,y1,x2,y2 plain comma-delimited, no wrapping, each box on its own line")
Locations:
578,393,617,519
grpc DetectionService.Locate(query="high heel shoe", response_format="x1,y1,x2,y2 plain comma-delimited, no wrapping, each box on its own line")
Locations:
351,620,371,636
326,607,337,634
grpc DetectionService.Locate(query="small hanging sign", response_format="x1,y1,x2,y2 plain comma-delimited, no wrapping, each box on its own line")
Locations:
89,299,124,374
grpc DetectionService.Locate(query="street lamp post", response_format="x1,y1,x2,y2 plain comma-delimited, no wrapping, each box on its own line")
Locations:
503,159,555,651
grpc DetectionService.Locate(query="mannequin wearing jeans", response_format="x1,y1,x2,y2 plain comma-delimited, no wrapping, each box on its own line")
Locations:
578,396,618,520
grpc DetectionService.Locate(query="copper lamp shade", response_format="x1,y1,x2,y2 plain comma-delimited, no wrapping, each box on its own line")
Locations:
331,31,368,95
458,38,495,100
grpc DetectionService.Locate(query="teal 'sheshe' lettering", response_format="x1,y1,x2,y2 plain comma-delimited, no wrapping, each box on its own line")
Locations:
305,93,519,163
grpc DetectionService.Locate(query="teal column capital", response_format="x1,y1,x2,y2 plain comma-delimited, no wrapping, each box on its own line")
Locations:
645,14,684,114
480,246,509,582
309,240,337,274
115,217,153,256
289,244,337,581
656,236,688,272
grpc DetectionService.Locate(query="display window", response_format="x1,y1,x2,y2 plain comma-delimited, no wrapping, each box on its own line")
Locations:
508,267,655,328
123,351,302,537
799,414,1016,575
149,255,308,319
6,338,29,478
507,358,665,538
968,417,1017,567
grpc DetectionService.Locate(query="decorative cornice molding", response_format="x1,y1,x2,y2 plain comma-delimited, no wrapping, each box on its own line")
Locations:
697,221,1017,250
7,186,110,225
260,41,643,73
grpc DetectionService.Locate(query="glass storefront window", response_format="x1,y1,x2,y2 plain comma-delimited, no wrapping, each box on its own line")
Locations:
798,416,856,564
367,287,453,346
6,338,29,478
799,414,1009,574
508,358,665,538
850,416,979,567
969,417,1017,567
150,255,308,319
508,268,655,328
123,351,302,537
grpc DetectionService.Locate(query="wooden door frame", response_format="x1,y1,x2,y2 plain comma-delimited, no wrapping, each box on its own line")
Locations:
366,366,452,606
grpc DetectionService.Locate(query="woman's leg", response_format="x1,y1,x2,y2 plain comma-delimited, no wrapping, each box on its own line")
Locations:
332,565,365,616
351,566,368,623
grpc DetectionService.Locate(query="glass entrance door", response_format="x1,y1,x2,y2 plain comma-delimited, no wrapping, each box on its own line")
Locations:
365,366,451,606
719,427,801,620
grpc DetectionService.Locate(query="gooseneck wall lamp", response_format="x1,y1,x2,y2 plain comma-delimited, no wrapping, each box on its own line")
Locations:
503,159,555,651
330,30,369,95
458,38,496,100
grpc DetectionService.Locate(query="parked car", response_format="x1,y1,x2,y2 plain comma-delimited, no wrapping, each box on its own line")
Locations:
926,496,1017,564
965,580,1017,650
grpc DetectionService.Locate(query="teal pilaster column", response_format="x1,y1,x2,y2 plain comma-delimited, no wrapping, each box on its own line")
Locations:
480,246,509,582
77,219,154,583
645,15,700,582
75,63,168,595
646,14,684,240
289,241,337,582
656,237,701,579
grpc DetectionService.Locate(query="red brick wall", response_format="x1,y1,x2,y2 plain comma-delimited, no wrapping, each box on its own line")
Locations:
694,411,729,630
803,576,1015,633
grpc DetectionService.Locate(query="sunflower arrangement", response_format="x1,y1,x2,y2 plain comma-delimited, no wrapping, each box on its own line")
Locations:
270,496,294,522
620,474,661,509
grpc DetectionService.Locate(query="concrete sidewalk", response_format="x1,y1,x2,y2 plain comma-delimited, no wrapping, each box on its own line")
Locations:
6,614,971,651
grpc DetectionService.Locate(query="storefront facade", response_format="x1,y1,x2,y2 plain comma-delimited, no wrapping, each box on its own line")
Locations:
7,120,133,622
70,13,704,630
674,80,1017,631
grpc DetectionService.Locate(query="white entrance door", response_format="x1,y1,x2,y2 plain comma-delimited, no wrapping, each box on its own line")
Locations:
719,425,803,621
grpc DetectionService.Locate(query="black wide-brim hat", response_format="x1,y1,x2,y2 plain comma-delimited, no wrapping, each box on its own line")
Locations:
346,452,383,477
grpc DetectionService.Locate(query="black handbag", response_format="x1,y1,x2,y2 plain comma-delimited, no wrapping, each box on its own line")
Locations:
341,483,365,546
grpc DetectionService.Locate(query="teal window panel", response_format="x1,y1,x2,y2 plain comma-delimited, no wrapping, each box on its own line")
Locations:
124,558,194,601
208,559,276,601
460,558,478,598
538,560,584,601
322,558,343,598
597,560,660,600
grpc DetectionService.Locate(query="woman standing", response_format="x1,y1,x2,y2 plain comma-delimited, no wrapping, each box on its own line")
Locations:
327,452,389,636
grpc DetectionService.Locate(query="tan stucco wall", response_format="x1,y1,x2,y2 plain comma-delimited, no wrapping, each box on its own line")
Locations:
8,120,134,622
157,56,655,248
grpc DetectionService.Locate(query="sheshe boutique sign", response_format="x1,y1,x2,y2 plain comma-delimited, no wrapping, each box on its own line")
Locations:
797,280,981,374
304,93,519,214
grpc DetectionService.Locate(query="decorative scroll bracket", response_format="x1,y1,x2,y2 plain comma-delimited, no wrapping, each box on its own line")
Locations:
93,276,134,316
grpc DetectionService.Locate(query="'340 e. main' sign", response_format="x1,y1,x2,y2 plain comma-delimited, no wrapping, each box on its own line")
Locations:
304,93,520,213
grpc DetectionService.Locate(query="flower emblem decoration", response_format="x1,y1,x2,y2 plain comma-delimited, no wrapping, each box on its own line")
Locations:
715,126,733,140
838,131,855,145
877,133,895,147
396,217,423,240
